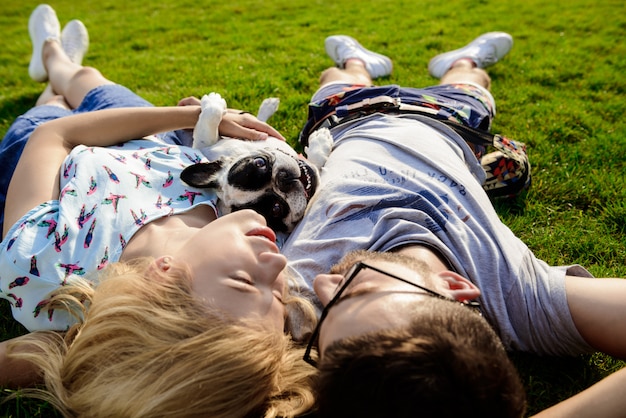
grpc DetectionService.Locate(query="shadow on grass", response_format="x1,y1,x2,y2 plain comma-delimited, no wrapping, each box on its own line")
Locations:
0,302,61,417
0,93,39,135
511,351,623,416
492,189,530,216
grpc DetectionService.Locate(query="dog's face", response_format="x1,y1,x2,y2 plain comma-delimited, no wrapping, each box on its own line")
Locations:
181,139,319,233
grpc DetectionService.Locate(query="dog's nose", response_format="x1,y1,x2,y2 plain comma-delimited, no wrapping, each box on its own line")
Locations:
276,169,299,193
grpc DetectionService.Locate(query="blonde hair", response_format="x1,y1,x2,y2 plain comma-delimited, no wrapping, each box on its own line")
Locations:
7,258,316,418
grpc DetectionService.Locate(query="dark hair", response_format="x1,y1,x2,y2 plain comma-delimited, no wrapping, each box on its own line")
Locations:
316,298,526,418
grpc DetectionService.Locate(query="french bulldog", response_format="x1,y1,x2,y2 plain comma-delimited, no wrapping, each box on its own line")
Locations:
180,93,332,233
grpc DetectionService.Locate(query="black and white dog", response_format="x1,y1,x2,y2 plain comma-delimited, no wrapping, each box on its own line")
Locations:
181,93,332,233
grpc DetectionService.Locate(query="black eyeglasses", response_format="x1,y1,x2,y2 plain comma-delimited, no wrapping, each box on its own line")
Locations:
303,261,481,367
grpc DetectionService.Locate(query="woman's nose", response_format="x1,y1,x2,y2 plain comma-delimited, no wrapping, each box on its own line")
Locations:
257,252,288,285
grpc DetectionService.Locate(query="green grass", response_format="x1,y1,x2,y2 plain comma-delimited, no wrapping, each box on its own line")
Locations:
1,0,625,416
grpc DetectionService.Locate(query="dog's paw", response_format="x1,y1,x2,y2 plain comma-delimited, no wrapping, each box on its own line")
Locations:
257,97,280,122
193,93,228,149
305,127,333,169
201,92,228,113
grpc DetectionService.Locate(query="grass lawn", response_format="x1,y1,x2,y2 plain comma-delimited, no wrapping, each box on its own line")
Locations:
1,0,625,416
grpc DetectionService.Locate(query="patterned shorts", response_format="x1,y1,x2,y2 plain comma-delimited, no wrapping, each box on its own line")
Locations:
310,82,497,131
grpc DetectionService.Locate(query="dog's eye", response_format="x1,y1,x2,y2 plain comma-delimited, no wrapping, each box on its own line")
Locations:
253,157,268,170
271,202,285,218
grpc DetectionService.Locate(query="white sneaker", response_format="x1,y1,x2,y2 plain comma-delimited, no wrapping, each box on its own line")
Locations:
28,4,61,82
325,35,393,79
61,20,89,65
428,32,513,79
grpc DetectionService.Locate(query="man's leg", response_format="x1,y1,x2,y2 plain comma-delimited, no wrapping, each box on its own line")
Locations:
319,60,374,87
440,59,493,90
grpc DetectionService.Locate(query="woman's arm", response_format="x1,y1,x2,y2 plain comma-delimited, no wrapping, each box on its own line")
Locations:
3,105,200,237
42,105,202,149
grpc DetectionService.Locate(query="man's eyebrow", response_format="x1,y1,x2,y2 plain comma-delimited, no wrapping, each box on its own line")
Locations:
332,286,379,309
334,287,435,310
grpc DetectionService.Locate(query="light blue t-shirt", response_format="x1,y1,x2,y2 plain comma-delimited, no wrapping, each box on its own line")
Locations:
282,114,594,356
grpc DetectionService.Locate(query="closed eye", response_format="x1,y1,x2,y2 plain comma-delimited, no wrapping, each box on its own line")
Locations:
231,276,254,286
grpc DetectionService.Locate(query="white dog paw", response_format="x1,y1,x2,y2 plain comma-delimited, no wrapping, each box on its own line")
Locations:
305,127,333,169
193,93,228,149
201,92,228,113
257,97,280,122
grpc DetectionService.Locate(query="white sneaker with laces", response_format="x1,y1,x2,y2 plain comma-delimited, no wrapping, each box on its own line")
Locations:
29,4,61,82
61,20,89,65
428,32,513,79
325,35,393,79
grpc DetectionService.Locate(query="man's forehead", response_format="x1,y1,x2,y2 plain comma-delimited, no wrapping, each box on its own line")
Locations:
331,250,431,277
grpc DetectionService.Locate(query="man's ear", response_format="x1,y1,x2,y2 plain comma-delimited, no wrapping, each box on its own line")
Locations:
180,161,224,188
437,271,481,302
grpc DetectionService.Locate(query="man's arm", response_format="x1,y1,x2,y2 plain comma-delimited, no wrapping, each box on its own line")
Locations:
531,367,626,418
565,275,626,358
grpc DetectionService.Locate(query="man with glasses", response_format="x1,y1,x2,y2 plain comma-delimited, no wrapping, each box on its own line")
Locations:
281,33,626,417
303,250,524,417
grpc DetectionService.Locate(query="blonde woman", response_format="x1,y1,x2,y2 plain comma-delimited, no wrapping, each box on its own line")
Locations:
0,5,316,417
5,258,315,417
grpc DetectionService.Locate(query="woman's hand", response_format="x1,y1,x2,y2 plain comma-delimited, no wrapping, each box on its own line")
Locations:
177,96,202,107
220,110,286,142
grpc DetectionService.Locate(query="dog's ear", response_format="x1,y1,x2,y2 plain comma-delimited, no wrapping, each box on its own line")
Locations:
180,161,224,188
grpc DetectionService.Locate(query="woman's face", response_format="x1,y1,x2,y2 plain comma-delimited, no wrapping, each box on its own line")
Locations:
173,209,288,331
